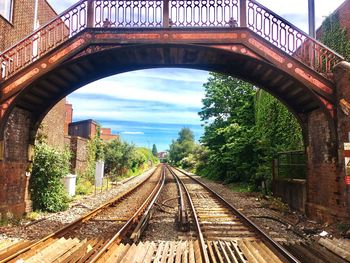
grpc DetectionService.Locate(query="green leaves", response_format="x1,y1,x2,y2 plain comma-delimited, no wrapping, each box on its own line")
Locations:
168,127,196,167
30,142,70,212
196,74,303,190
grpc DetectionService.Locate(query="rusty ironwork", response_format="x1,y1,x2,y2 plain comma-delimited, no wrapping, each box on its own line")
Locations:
246,0,343,78
0,0,344,83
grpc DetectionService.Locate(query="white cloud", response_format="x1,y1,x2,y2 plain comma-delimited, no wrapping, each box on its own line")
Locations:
75,78,204,108
122,131,145,135
72,109,201,125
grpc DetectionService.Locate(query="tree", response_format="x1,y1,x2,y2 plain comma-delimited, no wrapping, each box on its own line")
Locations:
152,144,158,157
198,73,257,182
104,139,135,177
168,127,196,166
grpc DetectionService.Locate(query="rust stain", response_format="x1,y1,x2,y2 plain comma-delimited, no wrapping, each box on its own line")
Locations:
172,33,238,40
211,44,262,60
295,68,333,94
248,38,285,64
0,96,15,118
340,99,350,116
49,38,86,64
95,33,161,40
319,97,334,118
3,68,40,95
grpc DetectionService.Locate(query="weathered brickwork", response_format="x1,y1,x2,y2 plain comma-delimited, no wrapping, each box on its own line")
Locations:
317,0,350,39
39,99,66,150
334,62,350,217
305,108,347,222
0,107,32,216
67,136,89,175
0,0,56,52
65,103,73,135
0,0,58,216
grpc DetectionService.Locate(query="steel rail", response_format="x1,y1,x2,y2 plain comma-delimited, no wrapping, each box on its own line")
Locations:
169,164,188,231
0,167,158,263
166,165,211,263
89,164,166,262
172,166,300,263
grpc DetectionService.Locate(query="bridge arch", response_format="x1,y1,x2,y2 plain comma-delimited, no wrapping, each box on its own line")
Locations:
0,43,333,139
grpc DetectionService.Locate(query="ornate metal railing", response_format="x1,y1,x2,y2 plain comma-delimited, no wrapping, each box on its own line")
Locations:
0,0,88,81
246,0,343,79
0,0,344,83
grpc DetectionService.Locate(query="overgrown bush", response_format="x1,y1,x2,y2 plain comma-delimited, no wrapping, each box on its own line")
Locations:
30,143,70,212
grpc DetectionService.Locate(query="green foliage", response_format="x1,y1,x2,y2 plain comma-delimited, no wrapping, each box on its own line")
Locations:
191,73,304,191
254,89,304,184
104,139,159,179
197,73,258,184
321,14,350,60
75,177,94,195
30,142,70,212
152,144,158,156
168,127,196,167
104,138,135,177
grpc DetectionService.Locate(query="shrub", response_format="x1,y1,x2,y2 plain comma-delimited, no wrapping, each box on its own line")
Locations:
76,177,94,195
30,143,70,212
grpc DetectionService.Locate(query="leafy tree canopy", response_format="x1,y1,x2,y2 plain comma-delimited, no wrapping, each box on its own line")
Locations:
152,144,158,156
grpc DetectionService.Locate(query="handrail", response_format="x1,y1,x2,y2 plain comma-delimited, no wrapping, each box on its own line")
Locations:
0,0,88,80
0,0,344,84
246,0,343,79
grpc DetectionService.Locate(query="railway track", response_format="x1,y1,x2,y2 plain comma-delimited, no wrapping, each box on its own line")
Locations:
0,165,165,262
1,164,348,262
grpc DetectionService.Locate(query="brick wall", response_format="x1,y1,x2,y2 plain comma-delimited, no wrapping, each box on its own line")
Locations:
39,98,66,150
0,0,57,52
0,107,32,216
65,103,73,135
317,0,350,39
67,136,89,175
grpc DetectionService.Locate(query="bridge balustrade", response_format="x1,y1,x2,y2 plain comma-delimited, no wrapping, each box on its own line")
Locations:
0,0,343,82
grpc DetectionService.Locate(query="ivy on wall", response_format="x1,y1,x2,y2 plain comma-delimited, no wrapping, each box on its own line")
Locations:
320,13,350,60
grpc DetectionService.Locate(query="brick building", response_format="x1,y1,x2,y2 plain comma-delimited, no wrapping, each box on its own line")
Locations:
316,0,350,39
0,0,68,150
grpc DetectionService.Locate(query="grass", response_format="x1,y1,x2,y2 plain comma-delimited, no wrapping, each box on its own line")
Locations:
228,182,253,193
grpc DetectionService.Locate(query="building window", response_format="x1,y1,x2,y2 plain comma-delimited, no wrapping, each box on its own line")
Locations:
0,0,13,22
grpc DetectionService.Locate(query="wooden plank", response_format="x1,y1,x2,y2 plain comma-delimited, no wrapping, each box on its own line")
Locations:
193,240,202,262
188,241,195,263
223,241,240,263
53,238,86,262
206,241,218,263
242,240,267,263
0,240,33,260
237,240,259,263
153,241,165,262
254,241,282,263
182,241,188,263
134,242,149,263
212,241,224,263
175,242,184,263
120,244,138,263
167,241,176,263
319,238,350,261
160,241,170,263
143,242,156,263
218,241,232,263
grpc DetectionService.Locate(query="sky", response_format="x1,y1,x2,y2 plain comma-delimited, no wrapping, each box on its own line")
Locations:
47,0,345,151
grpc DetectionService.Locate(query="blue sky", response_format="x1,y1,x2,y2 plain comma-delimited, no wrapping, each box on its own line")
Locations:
47,0,344,151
